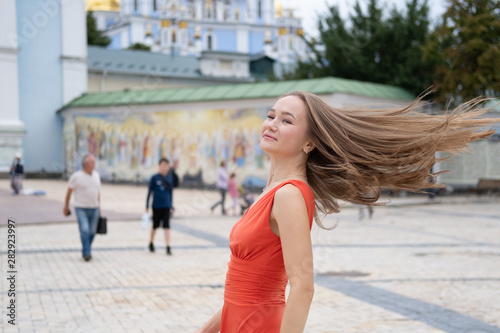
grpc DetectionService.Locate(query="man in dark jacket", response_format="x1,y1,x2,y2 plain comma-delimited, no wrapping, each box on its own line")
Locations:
146,158,178,255
10,152,24,195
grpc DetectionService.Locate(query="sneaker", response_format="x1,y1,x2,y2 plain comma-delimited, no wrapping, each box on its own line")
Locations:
149,242,155,252
84,254,92,262
166,246,172,255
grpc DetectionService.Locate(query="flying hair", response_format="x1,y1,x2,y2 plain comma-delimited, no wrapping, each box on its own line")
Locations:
282,91,497,229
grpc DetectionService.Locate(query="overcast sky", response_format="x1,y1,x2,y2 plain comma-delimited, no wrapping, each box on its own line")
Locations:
280,0,448,37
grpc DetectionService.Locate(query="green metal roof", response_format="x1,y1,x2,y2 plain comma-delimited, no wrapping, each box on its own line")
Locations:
62,77,414,110
88,46,201,78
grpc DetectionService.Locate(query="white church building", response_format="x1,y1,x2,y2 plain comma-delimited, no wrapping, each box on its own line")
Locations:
88,0,308,65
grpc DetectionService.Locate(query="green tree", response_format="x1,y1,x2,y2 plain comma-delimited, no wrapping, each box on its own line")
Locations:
128,43,151,51
283,0,433,96
87,11,111,47
422,0,500,103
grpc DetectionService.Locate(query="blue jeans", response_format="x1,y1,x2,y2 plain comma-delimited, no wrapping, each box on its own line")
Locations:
75,207,99,257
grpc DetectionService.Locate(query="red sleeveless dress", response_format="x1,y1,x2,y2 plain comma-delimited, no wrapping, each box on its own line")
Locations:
221,180,315,332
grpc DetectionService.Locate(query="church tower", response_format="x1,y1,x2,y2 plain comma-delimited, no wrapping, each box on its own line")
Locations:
1,0,88,174
0,0,25,172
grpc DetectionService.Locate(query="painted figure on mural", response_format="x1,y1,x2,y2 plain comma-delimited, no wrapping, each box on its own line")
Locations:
88,130,98,157
172,137,182,171
159,136,170,160
207,133,217,167
133,131,143,169
151,131,162,167
76,126,88,158
130,132,138,169
221,129,230,162
117,131,127,163
234,132,246,167
108,129,118,167
142,131,152,167
99,131,107,160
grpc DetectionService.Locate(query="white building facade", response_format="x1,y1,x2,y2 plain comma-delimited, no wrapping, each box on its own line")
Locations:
0,0,87,174
88,0,307,64
0,0,24,172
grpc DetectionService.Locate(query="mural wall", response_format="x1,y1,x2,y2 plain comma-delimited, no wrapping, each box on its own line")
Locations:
62,107,500,188
63,107,271,186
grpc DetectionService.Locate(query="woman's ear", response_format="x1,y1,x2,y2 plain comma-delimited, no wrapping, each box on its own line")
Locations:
303,142,315,154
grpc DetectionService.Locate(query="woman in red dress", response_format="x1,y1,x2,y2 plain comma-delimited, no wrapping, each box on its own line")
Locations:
197,91,495,333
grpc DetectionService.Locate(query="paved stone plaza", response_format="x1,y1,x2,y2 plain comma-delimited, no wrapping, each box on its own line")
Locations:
1,180,499,333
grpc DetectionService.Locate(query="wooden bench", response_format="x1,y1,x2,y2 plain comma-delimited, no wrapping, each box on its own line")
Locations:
476,178,500,195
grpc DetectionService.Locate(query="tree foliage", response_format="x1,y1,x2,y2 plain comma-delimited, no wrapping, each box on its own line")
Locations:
282,0,434,96
422,0,500,103
87,11,111,47
128,43,151,51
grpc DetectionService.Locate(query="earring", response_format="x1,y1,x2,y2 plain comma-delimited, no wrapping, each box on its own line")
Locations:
304,149,308,154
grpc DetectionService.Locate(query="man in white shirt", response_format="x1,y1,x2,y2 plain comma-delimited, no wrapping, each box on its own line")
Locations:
63,154,101,262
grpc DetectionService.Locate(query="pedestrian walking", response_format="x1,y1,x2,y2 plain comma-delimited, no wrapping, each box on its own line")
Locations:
63,154,101,262
228,173,239,216
146,158,176,255
210,161,228,215
197,91,496,333
357,205,374,220
9,152,24,195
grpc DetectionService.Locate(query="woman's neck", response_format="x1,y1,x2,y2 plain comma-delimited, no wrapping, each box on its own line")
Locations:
267,156,307,187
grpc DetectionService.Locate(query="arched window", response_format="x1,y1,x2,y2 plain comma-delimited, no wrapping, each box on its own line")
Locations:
258,0,262,19
134,0,138,12
153,0,157,11
235,8,240,21
172,29,177,44
207,35,213,50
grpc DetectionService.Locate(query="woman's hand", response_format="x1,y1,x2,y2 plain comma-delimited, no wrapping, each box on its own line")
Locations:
196,308,222,333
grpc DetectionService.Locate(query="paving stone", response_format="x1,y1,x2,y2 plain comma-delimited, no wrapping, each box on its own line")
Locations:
0,180,499,332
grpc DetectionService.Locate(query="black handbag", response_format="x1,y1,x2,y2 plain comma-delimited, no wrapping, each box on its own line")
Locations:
97,216,107,234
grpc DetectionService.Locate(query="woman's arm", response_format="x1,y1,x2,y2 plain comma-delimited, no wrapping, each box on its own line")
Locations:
271,185,315,333
195,308,222,333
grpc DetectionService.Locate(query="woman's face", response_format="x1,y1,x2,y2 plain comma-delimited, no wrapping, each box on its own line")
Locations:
260,95,310,157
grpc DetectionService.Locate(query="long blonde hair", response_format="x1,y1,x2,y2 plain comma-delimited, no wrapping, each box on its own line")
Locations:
284,91,496,227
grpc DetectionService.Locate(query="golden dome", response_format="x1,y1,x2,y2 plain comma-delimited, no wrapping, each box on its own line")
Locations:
86,0,120,11
275,0,283,17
